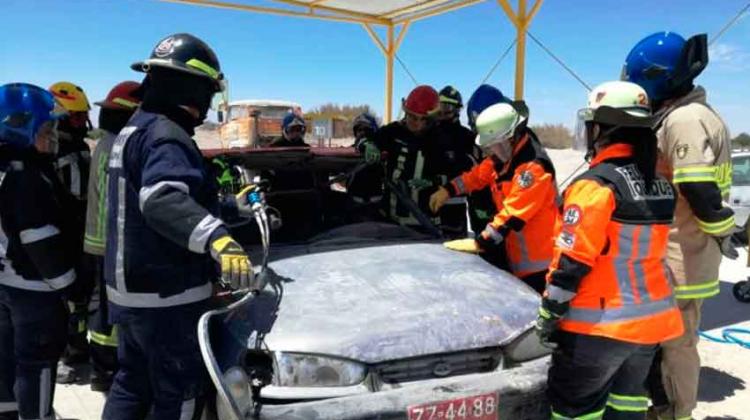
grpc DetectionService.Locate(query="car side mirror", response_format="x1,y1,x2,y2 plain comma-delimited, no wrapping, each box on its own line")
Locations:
217,111,224,123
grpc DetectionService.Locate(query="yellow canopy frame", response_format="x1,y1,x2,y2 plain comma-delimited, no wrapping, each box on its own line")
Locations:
158,0,544,122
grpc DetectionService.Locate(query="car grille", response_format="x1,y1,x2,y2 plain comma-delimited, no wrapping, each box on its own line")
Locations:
374,348,502,383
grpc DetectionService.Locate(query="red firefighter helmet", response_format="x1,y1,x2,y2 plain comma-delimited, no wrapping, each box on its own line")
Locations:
94,81,142,111
403,85,440,117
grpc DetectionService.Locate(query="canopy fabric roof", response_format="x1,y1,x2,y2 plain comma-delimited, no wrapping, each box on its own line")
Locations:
161,0,487,25
159,0,544,121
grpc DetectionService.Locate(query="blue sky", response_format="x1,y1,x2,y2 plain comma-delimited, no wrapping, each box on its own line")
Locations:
2,0,749,134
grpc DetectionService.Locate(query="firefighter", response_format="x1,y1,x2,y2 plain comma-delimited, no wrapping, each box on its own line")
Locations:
623,32,736,420
0,83,73,420
430,101,559,293
271,112,309,148
82,81,142,392
49,81,95,382
537,81,684,420
433,85,476,237
266,112,314,193
352,112,379,150
348,112,383,211
364,85,446,230
102,33,258,420
464,84,508,233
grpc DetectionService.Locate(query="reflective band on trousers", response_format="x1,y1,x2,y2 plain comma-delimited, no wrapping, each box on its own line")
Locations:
674,279,720,299
89,326,118,347
606,393,649,412
551,408,605,420
0,402,18,413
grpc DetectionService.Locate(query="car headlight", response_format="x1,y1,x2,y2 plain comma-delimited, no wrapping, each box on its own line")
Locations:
274,352,367,387
504,329,552,363
218,367,252,419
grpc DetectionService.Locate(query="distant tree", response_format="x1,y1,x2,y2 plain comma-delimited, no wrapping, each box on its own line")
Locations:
531,124,574,149
732,132,750,150
306,103,378,120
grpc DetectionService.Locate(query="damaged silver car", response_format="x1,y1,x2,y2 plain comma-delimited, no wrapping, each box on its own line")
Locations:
199,147,550,420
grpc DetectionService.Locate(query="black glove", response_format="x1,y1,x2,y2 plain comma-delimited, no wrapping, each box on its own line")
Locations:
475,224,504,253
716,233,740,260
535,298,569,348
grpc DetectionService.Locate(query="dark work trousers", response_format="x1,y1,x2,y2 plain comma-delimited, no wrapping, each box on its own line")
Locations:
63,254,96,365
645,348,670,408
548,331,657,420
0,285,67,420
102,300,209,420
88,255,118,385
521,270,547,295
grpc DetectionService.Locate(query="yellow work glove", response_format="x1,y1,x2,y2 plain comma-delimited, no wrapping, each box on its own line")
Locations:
429,187,451,214
443,238,481,254
210,235,254,290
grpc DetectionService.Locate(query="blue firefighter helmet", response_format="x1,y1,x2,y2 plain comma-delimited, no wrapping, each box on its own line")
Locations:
282,112,306,138
623,31,708,102
466,84,509,130
352,112,378,133
0,83,65,149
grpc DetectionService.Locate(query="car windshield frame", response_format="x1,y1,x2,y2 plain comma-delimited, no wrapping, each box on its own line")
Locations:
733,155,750,186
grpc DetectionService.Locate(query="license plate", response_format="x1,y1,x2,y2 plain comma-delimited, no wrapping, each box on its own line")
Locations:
407,392,499,420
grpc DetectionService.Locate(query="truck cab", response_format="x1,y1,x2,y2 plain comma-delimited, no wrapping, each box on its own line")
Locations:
219,100,302,148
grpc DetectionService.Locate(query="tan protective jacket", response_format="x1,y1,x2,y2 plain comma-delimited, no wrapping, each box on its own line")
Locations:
656,86,733,299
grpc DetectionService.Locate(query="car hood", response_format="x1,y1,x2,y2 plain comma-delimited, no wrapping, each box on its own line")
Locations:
225,241,540,364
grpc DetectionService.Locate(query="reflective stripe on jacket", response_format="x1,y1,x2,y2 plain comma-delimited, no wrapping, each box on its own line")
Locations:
84,133,116,256
450,131,559,278
104,110,224,309
0,152,76,292
548,143,684,344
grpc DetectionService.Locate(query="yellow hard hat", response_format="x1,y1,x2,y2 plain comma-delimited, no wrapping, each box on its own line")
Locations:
49,82,91,113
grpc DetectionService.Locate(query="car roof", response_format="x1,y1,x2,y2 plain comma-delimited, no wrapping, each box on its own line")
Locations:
203,146,360,172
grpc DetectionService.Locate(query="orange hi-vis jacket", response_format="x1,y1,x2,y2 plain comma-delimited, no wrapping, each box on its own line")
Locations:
546,143,684,344
447,131,560,278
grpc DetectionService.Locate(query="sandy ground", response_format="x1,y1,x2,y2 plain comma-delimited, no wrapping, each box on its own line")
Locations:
53,148,750,419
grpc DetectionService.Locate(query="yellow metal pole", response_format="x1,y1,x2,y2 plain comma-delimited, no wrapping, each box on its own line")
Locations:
514,0,527,100
394,21,411,52
385,24,395,123
363,23,388,55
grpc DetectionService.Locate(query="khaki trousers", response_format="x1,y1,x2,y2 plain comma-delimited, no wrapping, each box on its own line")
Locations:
655,241,704,420
655,299,702,420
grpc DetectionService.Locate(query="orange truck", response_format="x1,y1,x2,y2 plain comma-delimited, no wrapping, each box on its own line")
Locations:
218,99,302,148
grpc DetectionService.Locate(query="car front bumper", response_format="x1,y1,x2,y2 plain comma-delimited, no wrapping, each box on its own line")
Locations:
251,357,549,420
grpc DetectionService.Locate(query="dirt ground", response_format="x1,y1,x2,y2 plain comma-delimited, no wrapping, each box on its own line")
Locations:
53,147,750,420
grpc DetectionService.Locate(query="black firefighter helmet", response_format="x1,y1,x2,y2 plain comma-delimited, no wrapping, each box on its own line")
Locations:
131,33,225,92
